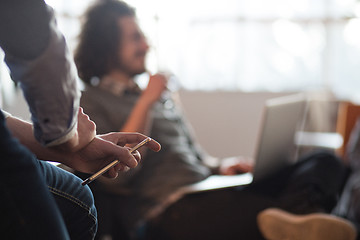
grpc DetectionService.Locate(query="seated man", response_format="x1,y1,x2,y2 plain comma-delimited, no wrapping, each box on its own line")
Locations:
74,1,347,239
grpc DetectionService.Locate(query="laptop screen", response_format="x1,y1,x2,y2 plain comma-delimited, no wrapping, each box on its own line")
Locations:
252,93,308,183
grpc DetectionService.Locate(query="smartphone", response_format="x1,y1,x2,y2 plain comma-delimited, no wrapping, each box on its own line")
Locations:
81,137,152,186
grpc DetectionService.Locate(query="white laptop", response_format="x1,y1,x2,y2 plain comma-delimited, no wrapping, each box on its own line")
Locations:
251,93,308,182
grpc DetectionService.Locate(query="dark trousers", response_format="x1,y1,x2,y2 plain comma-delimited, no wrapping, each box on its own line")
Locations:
0,112,97,240
142,151,347,240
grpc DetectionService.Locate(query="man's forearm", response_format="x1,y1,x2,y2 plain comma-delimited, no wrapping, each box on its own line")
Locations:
5,115,63,162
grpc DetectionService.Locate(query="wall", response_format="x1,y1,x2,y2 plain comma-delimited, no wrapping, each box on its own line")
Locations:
178,90,294,159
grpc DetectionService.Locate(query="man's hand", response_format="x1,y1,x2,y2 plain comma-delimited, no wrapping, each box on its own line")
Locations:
61,132,161,178
141,73,168,104
5,110,161,178
219,156,253,175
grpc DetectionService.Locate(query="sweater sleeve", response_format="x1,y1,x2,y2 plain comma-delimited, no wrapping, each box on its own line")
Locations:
0,0,79,146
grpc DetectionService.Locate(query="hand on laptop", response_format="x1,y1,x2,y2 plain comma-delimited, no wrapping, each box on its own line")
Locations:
219,156,253,175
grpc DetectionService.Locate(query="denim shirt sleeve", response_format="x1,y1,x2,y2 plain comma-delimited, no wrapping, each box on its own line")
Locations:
0,2,79,146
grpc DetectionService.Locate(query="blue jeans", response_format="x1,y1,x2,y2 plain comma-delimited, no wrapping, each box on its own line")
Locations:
0,112,97,239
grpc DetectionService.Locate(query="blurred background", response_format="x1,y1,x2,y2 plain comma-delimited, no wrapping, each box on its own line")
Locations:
38,0,360,96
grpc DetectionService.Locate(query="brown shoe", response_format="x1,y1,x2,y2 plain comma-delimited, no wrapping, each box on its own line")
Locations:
257,208,357,240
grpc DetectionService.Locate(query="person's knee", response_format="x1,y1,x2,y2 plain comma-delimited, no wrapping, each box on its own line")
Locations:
50,174,98,239
64,175,97,218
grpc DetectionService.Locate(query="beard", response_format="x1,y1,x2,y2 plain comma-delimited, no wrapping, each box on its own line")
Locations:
117,52,147,77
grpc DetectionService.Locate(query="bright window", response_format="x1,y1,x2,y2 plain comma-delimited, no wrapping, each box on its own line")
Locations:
34,0,360,99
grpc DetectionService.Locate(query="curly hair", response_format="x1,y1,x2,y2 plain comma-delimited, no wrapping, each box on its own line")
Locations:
74,0,135,84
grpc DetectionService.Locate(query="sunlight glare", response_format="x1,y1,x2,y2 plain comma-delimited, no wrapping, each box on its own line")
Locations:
272,53,295,75
273,19,308,56
344,18,360,48
354,3,360,17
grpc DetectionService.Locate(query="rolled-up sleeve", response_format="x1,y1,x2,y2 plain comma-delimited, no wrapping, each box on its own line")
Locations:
0,1,79,146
